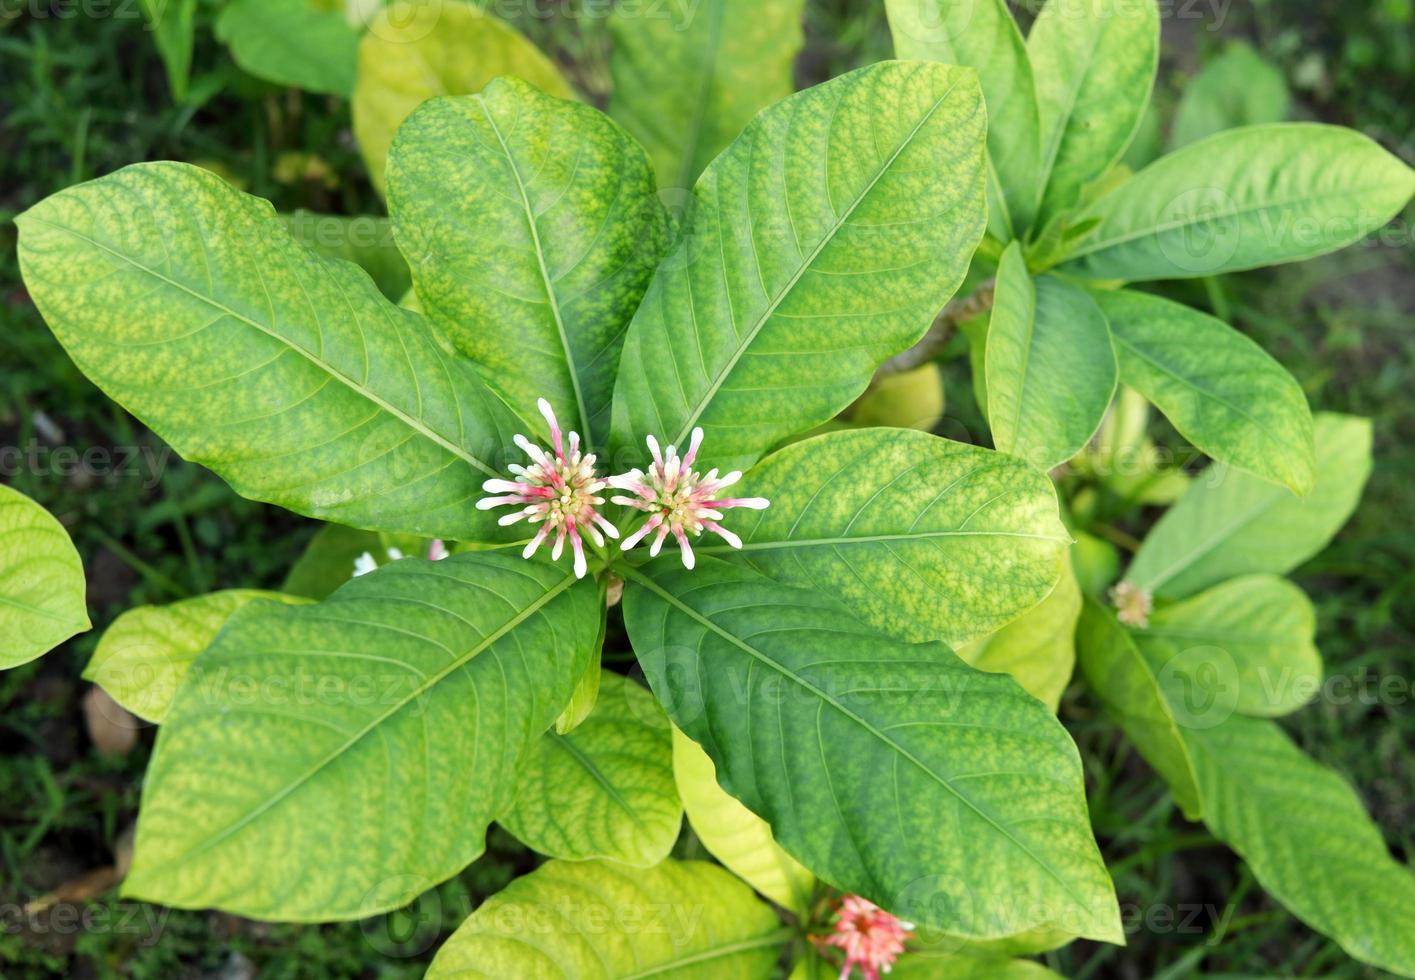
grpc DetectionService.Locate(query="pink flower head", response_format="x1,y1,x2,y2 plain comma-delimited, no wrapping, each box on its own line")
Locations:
818,895,913,980
475,399,618,579
427,539,448,562
609,427,769,570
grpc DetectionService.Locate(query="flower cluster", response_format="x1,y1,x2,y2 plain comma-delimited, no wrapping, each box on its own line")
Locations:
608,428,769,569
815,894,913,980
474,399,769,577
1110,580,1153,628
353,539,448,578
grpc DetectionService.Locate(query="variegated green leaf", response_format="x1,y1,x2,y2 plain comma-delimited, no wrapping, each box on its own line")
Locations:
1125,413,1371,599
611,61,988,474
608,0,804,193
1062,124,1415,280
216,0,360,97
501,672,681,868
388,79,669,445
16,162,528,543
986,243,1116,470
1091,288,1314,493
427,858,787,978
123,553,600,920
0,484,89,669
352,0,573,194
886,0,1041,234
1028,0,1159,228
711,428,1070,648
624,558,1123,944
84,590,308,722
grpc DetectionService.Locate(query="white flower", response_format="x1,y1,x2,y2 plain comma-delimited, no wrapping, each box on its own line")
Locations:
609,427,769,570
475,398,618,579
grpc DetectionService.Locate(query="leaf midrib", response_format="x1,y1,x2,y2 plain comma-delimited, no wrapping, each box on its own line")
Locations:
133,572,577,876
698,527,1069,556
550,732,644,826
620,927,795,980
623,567,1095,917
671,72,966,446
23,216,498,478
475,95,592,442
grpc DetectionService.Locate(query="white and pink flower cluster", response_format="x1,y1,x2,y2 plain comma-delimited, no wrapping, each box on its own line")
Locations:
816,894,914,980
475,398,768,577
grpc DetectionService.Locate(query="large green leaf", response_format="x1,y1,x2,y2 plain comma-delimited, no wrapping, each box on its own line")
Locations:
985,244,1116,470
623,558,1123,944
608,0,803,193
958,554,1081,712
215,0,360,97
123,553,600,920
16,162,529,542
1124,413,1371,598
1091,288,1314,493
1170,41,1289,149
500,671,681,868
707,428,1069,648
610,61,988,474
1183,717,1415,976
886,0,1040,234
1062,124,1415,280
673,726,815,913
388,79,669,445
0,484,89,669
1076,600,1201,818
352,0,573,194
1027,0,1158,228
1137,575,1320,719
84,590,308,722
426,857,787,978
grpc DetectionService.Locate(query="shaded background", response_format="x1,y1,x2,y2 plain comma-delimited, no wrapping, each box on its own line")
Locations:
1,0,1411,976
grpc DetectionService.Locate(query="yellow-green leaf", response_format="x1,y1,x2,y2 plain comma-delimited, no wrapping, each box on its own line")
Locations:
426,858,787,978
84,590,308,722
501,672,681,868
0,484,89,669
352,0,572,194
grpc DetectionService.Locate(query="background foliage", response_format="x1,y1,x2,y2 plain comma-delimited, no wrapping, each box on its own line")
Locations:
0,0,1411,976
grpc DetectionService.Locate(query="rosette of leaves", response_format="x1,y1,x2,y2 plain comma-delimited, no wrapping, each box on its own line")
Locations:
17,60,1127,967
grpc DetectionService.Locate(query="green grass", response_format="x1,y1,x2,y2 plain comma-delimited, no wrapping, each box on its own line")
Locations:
1,3,1411,977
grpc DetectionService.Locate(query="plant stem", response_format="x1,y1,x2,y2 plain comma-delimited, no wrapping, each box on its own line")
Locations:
872,277,996,379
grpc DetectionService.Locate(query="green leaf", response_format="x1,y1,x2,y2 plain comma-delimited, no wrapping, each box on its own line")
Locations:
1171,41,1288,150
672,726,815,913
893,952,1063,979
1124,413,1372,599
500,672,681,868
958,554,1081,712
84,590,308,723
215,0,360,97
985,244,1117,470
387,79,670,445
1027,0,1159,228
1061,124,1415,280
427,857,787,978
709,428,1070,648
1182,717,1415,977
0,484,89,669
352,0,573,194
123,553,600,920
141,0,196,102
281,524,382,600
610,61,988,474
1092,288,1314,493
1076,600,1201,818
1137,574,1321,719
281,210,411,303
608,0,804,193
886,0,1041,234
623,558,1122,944
16,162,529,543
